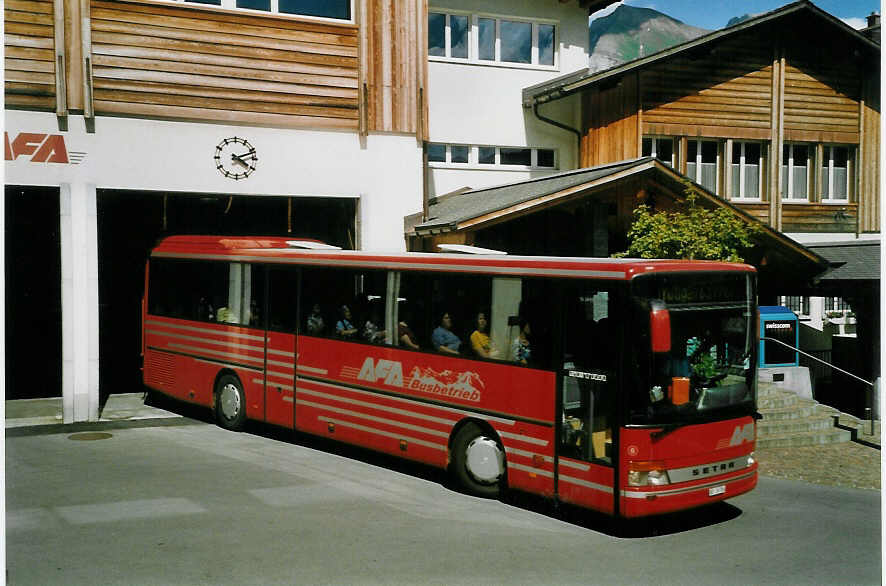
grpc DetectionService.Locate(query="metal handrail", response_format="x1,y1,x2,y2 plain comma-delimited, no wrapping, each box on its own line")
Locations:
761,336,873,387
761,336,876,434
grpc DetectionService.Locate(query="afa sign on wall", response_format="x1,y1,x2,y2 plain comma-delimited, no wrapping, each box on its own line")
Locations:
4,132,85,164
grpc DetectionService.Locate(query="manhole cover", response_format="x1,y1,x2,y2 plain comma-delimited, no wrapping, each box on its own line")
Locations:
68,432,113,441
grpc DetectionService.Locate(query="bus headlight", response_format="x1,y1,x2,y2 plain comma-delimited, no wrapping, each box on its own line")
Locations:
627,465,671,486
747,452,755,467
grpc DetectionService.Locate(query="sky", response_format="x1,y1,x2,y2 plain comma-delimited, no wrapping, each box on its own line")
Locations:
589,0,882,30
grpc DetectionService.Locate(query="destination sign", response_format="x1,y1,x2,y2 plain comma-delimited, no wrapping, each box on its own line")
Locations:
635,273,750,306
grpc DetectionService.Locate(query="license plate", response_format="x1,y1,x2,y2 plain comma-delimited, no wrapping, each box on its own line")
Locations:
709,485,726,496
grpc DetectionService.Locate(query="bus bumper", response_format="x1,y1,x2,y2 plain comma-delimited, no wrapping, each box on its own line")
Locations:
620,463,758,518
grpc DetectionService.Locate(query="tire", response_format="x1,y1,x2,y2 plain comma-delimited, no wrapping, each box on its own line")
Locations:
451,423,505,498
215,374,246,431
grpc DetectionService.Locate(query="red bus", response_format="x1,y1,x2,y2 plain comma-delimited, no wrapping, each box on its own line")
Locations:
142,235,759,518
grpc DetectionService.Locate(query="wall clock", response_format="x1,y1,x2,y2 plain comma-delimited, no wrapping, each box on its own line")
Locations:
214,137,257,180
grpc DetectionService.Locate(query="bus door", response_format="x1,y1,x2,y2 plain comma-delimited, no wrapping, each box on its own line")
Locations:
266,266,299,428
556,283,616,515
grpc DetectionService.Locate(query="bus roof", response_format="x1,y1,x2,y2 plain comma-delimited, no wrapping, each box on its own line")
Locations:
150,235,755,280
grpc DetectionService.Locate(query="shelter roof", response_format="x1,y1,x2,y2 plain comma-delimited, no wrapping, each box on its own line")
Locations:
807,240,881,282
414,158,648,234
410,157,829,276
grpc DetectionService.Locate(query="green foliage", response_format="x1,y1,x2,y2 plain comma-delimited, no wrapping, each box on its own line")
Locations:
617,180,760,263
691,353,719,381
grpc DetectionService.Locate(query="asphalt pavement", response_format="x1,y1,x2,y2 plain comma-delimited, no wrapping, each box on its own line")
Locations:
4,393,882,585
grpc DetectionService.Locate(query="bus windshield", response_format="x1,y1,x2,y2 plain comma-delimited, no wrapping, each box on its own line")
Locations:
629,272,756,426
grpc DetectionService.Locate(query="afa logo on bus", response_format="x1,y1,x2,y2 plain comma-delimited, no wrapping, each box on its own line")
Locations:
356,357,483,402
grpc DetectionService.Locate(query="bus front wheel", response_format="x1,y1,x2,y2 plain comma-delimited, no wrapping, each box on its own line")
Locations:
215,374,246,431
452,423,504,498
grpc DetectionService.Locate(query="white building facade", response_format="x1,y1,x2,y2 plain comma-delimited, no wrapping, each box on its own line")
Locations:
426,0,589,197
4,0,594,421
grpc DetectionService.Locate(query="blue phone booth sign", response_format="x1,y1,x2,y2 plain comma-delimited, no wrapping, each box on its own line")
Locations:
759,306,799,368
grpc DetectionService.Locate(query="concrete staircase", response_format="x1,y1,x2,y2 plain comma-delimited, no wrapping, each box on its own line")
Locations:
756,382,859,448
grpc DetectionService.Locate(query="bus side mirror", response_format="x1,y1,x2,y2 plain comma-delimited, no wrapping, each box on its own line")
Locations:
650,303,671,353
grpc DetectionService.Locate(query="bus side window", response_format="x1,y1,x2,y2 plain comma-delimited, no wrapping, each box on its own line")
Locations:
300,267,391,345
427,273,493,358
215,263,263,327
301,267,351,339
356,270,389,344
148,259,227,323
268,267,298,333
513,277,555,369
396,272,429,350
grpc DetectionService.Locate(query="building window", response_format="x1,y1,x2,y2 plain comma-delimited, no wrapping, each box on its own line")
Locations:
730,142,762,200
782,143,810,201
687,140,719,193
429,12,468,59
427,143,446,163
428,144,556,170
825,297,851,312
478,146,496,164
427,143,469,165
779,296,810,316
429,11,557,69
177,0,352,20
821,146,850,202
642,137,674,167
450,145,469,164
500,147,532,166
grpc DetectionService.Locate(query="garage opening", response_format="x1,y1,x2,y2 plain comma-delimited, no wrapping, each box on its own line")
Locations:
96,191,356,403
5,186,62,399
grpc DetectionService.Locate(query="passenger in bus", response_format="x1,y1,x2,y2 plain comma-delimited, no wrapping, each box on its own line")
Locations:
306,303,325,335
431,312,461,355
197,297,214,322
216,306,236,323
398,320,420,350
362,308,387,343
511,318,531,365
335,305,358,338
246,299,260,327
470,311,499,359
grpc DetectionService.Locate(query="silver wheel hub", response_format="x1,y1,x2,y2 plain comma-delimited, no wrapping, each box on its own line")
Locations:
465,436,504,484
219,383,241,420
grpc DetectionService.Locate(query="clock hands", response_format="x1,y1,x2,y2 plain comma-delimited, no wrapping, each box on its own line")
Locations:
231,150,257,168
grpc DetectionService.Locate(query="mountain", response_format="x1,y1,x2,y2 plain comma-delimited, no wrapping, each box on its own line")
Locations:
588,4,710,72
726,14,757,27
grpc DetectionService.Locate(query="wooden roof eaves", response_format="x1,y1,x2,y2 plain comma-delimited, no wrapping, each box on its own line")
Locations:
523,0,881,107
650,161,831,270
414,158,652,235
452,160,656,233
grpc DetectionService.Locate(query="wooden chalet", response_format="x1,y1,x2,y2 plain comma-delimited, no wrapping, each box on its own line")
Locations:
524,0,881,238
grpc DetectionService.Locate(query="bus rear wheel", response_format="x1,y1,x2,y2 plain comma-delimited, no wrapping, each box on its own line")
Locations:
452,423,505,498
215,374,246,431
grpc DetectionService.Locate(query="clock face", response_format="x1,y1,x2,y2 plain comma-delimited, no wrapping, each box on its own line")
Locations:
214,137,257,180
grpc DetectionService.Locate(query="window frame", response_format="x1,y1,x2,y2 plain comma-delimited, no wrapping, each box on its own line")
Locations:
779,295,810,317
641,136,675,168
163,0,355,23
729,141,764,202
820,144,852,203
427,143,557,171
428,8,559,71
782,142,812,202
686,139,721,195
